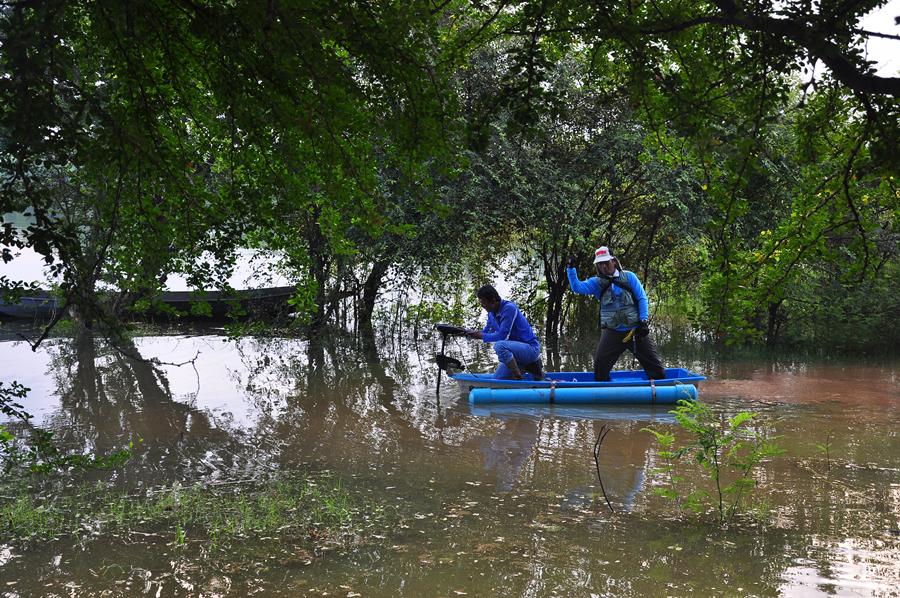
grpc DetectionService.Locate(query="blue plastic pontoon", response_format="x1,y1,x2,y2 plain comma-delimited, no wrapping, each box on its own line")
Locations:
453,367,705,405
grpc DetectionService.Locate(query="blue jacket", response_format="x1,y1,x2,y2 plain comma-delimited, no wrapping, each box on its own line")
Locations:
567,267,650,331
481,299,540,346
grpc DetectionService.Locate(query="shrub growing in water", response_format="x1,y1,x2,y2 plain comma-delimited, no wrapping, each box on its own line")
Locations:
1,380,134,476
643,399,783,525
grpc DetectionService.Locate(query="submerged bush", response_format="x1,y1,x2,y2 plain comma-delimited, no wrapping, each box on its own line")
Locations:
1,473,387,554
2,380,135,476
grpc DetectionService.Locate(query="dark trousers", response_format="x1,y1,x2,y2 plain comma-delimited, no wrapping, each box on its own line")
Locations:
593,327,666,381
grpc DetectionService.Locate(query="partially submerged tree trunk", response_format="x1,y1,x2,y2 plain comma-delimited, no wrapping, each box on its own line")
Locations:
544,269,567,350
305,209,331,334
70,328,99,404
765,300,785,346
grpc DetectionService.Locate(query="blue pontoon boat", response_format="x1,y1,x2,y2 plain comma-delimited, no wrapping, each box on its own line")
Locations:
432,323,705,405
453,367,705,405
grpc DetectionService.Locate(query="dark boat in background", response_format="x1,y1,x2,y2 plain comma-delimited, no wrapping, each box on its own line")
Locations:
0,290,61,319
152,286,296,319
0,287,296,321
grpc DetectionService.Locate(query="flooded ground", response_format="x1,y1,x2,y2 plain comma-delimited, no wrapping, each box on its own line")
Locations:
1,325,898,596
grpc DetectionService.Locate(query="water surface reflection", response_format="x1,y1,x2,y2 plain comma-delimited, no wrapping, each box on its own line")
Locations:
1,328,898,596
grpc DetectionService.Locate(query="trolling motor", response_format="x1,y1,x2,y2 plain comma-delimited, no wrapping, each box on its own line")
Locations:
434,323,471,393
434,323,469,372
434,352,465,372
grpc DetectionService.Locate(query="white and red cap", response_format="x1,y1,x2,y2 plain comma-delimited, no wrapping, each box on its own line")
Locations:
593,246,614,264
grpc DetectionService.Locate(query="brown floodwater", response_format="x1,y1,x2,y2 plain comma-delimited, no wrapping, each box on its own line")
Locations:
1,327,898,597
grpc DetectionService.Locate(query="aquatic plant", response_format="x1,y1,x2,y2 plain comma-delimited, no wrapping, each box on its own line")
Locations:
0,474,386,555
815,429,834,471
643,399,784,525
1,380,135,476
0,380,30,435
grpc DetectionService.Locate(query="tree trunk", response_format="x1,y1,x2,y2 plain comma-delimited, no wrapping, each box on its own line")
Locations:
359,260,389,331
306,210,330,334
765,300,784,346
69,328,99,404
543,254,568,350
544,280,565,350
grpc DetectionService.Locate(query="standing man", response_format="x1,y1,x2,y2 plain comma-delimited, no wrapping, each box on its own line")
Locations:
567,246,666,381
468,285,544,380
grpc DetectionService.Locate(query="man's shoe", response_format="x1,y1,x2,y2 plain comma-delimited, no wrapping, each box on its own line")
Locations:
506,357,524,380
523,359,545,381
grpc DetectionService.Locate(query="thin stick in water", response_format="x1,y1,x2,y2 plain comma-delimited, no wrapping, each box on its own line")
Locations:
593,425,615,513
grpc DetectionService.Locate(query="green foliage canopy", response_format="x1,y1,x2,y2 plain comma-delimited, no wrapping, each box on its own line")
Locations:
1,0,460,335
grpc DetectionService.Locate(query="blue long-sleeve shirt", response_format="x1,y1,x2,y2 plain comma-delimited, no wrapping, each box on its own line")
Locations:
481,299,539,345
566,267,650,329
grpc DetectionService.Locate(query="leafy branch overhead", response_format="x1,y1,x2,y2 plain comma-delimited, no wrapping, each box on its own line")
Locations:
0,0,897,348
0,1,461,336
640,0,900,97
466,0,900,96
457,0,899,172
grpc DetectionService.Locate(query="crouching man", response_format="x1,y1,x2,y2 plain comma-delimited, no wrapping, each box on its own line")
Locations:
467,285,544,380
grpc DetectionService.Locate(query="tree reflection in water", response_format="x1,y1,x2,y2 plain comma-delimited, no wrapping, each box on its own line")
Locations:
2,325,898,595
228,327,435,473
43,330,248,485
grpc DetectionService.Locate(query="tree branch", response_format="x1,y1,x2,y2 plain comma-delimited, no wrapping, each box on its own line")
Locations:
635,5,900,97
